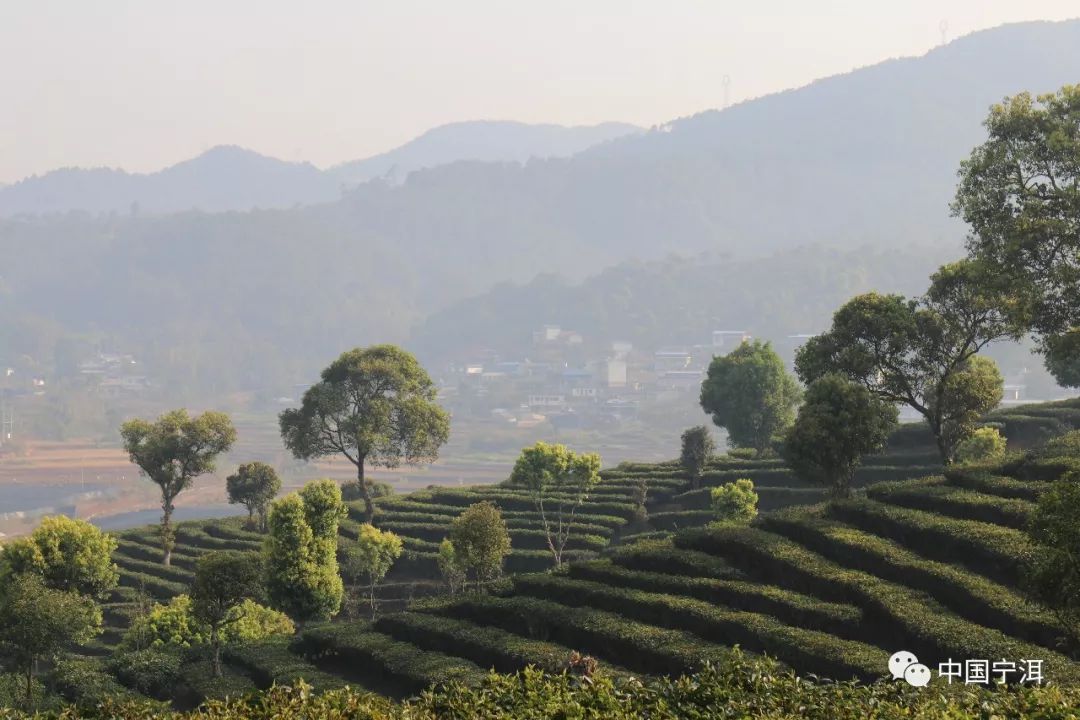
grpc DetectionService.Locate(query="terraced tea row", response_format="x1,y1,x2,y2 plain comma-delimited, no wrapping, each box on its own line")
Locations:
75,418,1080,703
675,523,1080,684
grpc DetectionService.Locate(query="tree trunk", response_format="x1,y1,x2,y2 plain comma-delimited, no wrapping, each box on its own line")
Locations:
25,660,33,708
545,531,561,568
930,415,951,465
211,625,222,678
935,434,951,465
161,501,174,566
357,462,374,524
369,579,377,620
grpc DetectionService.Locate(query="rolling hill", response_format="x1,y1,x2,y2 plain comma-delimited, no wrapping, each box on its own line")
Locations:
59,398,1080,707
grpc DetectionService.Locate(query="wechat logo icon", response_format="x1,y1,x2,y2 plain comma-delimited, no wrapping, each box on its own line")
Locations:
890,650,931,687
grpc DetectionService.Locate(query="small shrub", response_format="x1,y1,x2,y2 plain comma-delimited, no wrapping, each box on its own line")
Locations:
437,539,467,596
109,648,183,699
342,480,395,502
0,673,53,712
49,657,139,707
709,479,758,524
122,595,207,650
1036,429,1080,459
122,594,293,651
956,427,1008,463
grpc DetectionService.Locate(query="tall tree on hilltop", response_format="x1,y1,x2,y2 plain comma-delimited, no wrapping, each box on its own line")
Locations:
796,260,1019,463
699,340,801,458
121,410,236,565
954,85,1080,386
279,345,450,523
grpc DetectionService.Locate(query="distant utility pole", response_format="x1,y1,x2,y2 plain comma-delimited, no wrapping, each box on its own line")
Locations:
939,19,949,46
722,75,732,109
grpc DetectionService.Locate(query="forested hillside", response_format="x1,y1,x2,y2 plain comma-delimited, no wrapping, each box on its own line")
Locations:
3,19,1079,399
410,246,954,362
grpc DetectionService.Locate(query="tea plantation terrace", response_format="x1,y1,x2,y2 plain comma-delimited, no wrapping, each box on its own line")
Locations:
71,398,1080,706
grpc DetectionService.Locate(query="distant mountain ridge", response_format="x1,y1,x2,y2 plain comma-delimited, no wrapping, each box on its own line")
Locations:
1,19,1079,399
0,121,642,217
0,145,340,216
328,120,642,186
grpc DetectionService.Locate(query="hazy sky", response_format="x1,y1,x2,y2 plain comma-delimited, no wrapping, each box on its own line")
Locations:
2,1,1078,183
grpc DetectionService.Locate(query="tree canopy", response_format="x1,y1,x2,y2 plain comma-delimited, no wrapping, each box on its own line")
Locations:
507,442,601,567
226,462,282,532
0,515,118,599
263,480,347,623
782,375,898,497
1025,470,1080,646
190,551,264,677
796,261,1018,462
0,574,100,707
447,501,512,590
279,345,450,523
120,410,236,565
954,85,1080,364
342,525,403,620
699,341,801,457
679,426,715,490
122,594,292,652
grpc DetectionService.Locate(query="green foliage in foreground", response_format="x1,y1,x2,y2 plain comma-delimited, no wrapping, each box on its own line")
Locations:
5,653,1080,719
1025,471,1080,647
122,594,293,651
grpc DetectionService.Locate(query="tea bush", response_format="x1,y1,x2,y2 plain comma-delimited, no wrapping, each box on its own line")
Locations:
9,653,1080,718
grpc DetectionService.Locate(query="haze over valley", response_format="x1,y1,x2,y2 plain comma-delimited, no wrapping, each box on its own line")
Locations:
5,4,1080,715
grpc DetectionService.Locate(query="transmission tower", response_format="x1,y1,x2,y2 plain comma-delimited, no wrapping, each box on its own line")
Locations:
722,75,731,109
939,20,949,46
